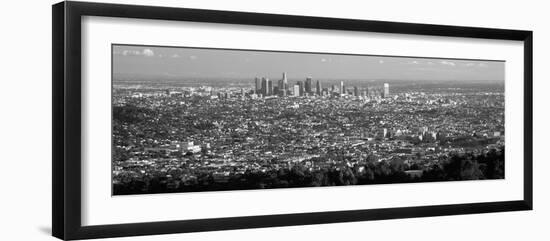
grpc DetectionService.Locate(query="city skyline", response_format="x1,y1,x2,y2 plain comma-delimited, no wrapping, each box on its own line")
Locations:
251,72,391,98
113,45,505,82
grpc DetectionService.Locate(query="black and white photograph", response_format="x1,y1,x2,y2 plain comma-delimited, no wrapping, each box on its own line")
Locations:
112,44,506,195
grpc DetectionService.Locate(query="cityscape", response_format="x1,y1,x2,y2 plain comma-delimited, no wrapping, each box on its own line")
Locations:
112,45,505,195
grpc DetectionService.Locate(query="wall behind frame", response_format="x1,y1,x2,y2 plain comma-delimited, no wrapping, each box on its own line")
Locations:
0,0,548,241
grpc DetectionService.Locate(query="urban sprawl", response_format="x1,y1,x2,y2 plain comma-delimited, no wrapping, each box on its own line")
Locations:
113,72,505,195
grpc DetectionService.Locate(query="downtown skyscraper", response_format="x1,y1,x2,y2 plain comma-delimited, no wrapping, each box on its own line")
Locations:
278,72,288,96
255,77,261,94
316,80,322,96
305,77,313,94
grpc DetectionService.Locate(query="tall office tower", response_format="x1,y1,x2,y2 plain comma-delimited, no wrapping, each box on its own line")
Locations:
255,77,261,94
305,77,313,94
354,86,359,97
266,78,273,96
278,72,287,92
316,80,322,96
383,83,390,98
331,85,336,92
340,81,344,95
282,72,288,90
297,81,305,96
293,84,300,97
261,77,267,96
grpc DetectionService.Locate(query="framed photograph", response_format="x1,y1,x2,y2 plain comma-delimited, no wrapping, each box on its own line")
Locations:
52,1,533,240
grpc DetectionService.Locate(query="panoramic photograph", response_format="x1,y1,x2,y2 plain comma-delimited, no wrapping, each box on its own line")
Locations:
111,44,505,195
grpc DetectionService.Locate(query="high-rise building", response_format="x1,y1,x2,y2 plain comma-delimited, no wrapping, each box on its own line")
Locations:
278,72,287,92
261,77,267,96
282,72,288,91
297,81,304,96
293,84,300,97
383,83,390,98
255,77,261,94
316,80,322,96
354,86,359,97
266,78,273,96
305,77,313,94
340,81,344,95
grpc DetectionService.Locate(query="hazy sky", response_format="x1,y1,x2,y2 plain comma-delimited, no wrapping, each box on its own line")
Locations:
113,45,504,82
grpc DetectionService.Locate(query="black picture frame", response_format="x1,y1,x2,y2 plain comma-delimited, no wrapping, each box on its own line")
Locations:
52,1,533,240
